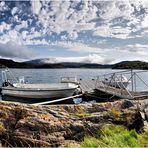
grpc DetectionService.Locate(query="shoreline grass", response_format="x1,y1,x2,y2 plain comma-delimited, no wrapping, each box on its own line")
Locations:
81,124,148,148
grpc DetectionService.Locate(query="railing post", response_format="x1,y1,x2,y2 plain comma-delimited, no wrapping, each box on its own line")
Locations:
134,72,136,92
131,69,134,92
95,76,99,88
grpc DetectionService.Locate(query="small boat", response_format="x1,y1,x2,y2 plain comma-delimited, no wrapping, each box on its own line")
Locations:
1,82,78,99
103,75,130,89
1,70,78,99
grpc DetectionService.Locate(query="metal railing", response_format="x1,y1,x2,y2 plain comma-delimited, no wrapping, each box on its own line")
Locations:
95,70,148,99
1,68,19,85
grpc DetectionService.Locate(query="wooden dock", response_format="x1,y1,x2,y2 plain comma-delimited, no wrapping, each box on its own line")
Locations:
95,84,148,100
79,80,96,93
1,70,148,104
78,79,148,101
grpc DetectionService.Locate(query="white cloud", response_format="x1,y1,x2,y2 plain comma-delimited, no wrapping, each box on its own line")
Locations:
141,29,148,36
1,0,148,45
39,54,113,64
28,0,148,40
117,43,148,55
56,41,107,54
0,22,11,33
21,30,28,40
141,15,148,28
15,20,28,31
25,39,49,45
0,0,148,42
56,54,110,64
1,0,148,63
11,7,18,15
31,0,42,15
7,30,23,45
0,1,9,11
0,41,35,59
27,30,42,39
0,29,23,44
93,25,132,39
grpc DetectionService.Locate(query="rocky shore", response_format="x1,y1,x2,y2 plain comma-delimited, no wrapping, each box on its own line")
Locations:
0,100,147,147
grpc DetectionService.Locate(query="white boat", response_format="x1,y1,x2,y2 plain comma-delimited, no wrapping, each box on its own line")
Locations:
1,69,78,99
1,82,78,99
103,75,130,89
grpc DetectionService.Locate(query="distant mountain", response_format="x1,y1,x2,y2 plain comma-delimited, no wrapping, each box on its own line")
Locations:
59,62,112,68
0,59,33,68
112,61,148,69
24,59,112,68
1,58,148,69
24,58,58,66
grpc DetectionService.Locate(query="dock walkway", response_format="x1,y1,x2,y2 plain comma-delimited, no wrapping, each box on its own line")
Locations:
79,80,148,100
79,80,96,93
95,84,148,100
78,70,148,101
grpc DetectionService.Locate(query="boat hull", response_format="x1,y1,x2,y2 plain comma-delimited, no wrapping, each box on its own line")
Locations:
2,88,76,99
1,83,78,99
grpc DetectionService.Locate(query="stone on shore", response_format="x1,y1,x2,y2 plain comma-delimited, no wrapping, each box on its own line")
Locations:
0,100,147,147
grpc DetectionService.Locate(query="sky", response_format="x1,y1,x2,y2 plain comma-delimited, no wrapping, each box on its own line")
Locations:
0,0,148,64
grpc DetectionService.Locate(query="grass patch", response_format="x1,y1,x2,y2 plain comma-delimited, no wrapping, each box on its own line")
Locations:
81,124,148,148
110,108,121,118
139,130,148,147
75,112,91,117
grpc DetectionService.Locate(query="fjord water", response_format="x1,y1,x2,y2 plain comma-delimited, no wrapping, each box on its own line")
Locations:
0,68,148,91
0,68,117,84
1,68,148,103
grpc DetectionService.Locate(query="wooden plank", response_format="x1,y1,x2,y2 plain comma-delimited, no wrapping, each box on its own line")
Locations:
78,80,148,100
96,84,148,100
92,86,132,99
79,80,96,93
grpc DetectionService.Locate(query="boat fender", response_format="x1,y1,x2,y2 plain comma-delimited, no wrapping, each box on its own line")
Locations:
2,81,13,87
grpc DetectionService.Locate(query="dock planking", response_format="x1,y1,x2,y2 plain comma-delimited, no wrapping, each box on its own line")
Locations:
79,80,96,93
95,84,148,100
78,80,148,101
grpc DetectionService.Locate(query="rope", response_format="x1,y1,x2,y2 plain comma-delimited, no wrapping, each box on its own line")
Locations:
32,94,83,105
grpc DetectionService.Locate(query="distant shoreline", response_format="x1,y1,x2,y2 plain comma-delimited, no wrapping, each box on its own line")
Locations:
1,58,148,70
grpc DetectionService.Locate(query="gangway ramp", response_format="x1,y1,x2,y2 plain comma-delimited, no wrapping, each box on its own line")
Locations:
95,70,148,100
95,84,148,100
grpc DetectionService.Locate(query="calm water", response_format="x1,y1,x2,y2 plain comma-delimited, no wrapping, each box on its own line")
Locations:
0,68,148,90
0,68,120,84
1,68,148,103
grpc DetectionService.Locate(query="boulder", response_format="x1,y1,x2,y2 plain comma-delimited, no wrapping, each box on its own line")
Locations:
121,99,134,109
0,100,146,146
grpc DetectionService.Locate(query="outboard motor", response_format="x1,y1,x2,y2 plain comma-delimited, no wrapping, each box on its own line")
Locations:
2,81,13,87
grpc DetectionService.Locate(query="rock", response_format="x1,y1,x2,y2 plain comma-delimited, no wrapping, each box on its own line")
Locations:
121,100,134,109
41,134,64,145
140,112,145,120
82,114,109,123
144,108,148,122
0,100,146,147
87,104,108,113
10,135,52,147
127,111,144,132
70,122,85,132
